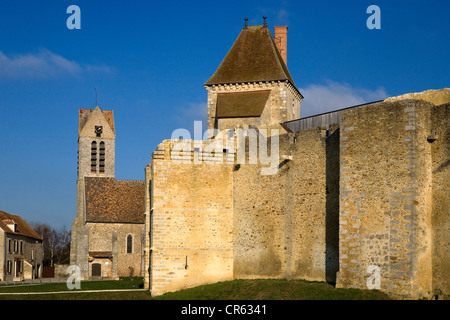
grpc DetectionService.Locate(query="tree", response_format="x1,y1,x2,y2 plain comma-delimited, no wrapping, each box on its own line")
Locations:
29,222,71,266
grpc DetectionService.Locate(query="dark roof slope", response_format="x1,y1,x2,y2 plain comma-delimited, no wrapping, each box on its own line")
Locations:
204,25,299,93
0,210,43,241
85,177,145,224
216,90,271,118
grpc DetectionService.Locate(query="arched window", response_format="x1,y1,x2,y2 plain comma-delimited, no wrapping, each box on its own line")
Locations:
99,142,105,173
91,141,97,173
126,234,133,254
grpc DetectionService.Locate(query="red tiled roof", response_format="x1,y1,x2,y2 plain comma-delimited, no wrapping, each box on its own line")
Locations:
84,177,145,224
0,210,43,241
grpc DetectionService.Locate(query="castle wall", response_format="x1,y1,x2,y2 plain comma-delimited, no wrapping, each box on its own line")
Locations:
146,90,449,299
149,140,234,296
143,164,152,288
431,103,450,297
147,128,339,295
336,100,435,299
284,82,301,122
232,129,336,282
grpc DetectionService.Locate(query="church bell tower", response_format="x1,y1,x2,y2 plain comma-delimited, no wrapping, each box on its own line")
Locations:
77,106,116,180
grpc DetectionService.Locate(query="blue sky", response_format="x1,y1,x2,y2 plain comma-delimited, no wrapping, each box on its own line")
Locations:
0,0,449,229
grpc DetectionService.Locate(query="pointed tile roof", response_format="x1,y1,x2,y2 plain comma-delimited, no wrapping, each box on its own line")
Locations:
79,107,115,135
205,25,299,94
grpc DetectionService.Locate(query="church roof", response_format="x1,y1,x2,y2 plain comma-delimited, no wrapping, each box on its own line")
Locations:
79,108,115,135
0,210,43,241
204,25,299,94
84,177,145,224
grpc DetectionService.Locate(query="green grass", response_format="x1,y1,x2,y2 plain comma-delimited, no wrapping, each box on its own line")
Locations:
0,277,392,300
152,279,391,300
0,277,143,293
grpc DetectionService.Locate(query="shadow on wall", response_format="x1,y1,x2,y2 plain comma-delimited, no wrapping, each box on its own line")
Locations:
325,128,340,285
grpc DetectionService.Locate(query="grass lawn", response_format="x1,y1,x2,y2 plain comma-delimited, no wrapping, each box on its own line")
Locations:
0,278,392,300
154,279,392,300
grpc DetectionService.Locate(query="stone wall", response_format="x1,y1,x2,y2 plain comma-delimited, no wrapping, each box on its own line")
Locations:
71,219,144,279
0,231,4,279
233,128,336,282
87,222,144,277
335,99,437,299
431,102,450,297
149,140,234,296
147,128,339,295
143,164,152,288
78,136,115,179
70,216,89,278
146,89,449,299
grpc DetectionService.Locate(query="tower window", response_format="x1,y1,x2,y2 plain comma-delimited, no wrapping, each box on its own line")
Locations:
99,142,105,173
91,141,97,173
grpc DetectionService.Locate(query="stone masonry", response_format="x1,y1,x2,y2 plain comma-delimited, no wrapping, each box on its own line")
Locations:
138,21,449,299
144,89,449,299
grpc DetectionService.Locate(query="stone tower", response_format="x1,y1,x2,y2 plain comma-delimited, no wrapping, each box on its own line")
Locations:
71,106,145,280
204,18,303,135
77,106,116,179
71,106,116,278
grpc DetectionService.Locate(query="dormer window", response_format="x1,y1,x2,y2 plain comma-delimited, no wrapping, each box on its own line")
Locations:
4,219,16,232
